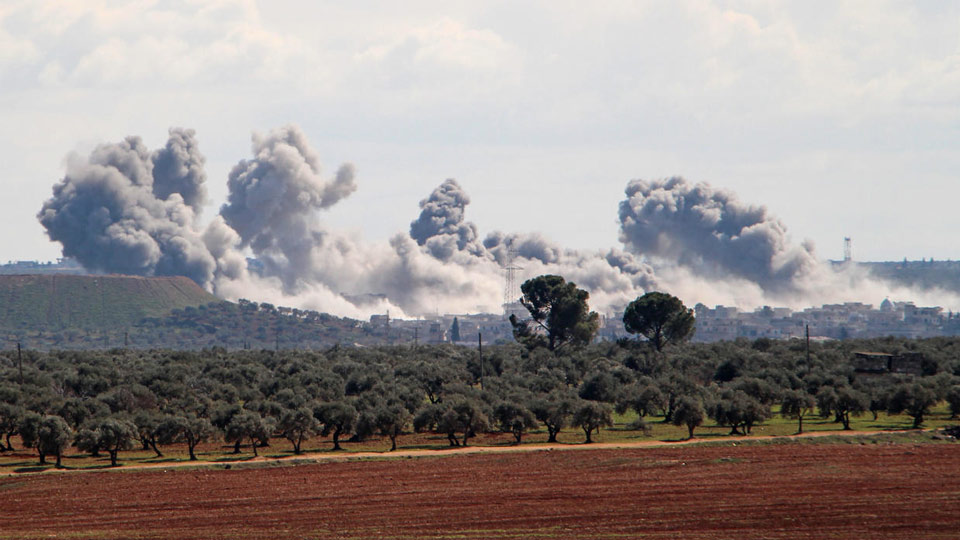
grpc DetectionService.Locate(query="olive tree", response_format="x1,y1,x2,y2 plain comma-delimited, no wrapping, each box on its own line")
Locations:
157,414,216,461
276,407,319,454
572,401,613,443
780,390,816,434
528,396,575,443
21,415,72,467
0,403,24,451
672,396,704,439
817,385,868,430
224,411,271,457
493,402,538,444
93,418,138,467
374,403,411,452
314,402,358,451
887,382,938,429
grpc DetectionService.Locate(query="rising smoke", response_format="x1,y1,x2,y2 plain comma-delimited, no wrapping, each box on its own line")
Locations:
618,176,819,293
409,179,484,261
37,129,216,285
38,125,952,319
219,126,357,291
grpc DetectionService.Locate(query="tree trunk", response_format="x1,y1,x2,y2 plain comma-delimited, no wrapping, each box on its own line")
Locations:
233,440,241,454
188,442,198,461
687,424,695,439
841,412,851,430
447,433,459,447
150,440,163,458
389,434,397,452
546,426,558,443
583,427,592,444
5,433,13,450
55,451,62,468
109,450,118,467
797,415,803,434
251,436,258,457
513,430,522,444
38,450,46,465
332,429,341,451
912,413,923,429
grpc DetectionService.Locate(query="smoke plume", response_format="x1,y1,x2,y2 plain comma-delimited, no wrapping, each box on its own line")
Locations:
409,179,484,260
618,176,819,293
219,126,357,290
39,125,957,321
37,131,216,285
151,128,208,214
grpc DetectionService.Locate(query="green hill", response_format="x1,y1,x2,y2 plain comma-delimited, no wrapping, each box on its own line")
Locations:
0,274,221,330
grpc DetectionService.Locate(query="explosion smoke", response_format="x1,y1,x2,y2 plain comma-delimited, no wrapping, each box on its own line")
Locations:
219,126,357,291
618,176,819,293
38,125,956,319
409,179,484,261
37,129,216,285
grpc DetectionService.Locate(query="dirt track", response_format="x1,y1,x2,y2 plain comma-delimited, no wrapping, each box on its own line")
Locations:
1,436,957,539
1,428,908,476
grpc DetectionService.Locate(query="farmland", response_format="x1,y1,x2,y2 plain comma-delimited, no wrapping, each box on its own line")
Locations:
2,438,958,539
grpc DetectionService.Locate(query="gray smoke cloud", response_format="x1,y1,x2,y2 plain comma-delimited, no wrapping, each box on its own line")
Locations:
151,128,208,214
44,124,946,320
219,125,357,291
618,176,819,293
408,180,659,310
409,179,484,260
37,131,216,285
483,231,561,265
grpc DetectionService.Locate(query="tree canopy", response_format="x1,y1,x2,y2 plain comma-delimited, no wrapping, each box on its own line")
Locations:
622,292,695,351
510,275,599,351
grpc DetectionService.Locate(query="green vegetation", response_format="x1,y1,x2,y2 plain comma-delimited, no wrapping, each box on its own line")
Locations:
1,329,959,473
1,294,414,351
509,274,599,351
1,275,959,472
0,274,219,330
622,292,695,351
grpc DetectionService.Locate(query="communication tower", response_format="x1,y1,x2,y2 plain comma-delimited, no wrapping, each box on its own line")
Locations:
502,250,524,317
843,237,852,263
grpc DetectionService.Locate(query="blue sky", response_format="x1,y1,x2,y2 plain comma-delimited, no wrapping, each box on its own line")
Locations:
3,0,959,264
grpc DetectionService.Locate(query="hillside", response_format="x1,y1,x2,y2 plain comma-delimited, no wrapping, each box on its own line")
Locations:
0,274,221,331
0,277,404,349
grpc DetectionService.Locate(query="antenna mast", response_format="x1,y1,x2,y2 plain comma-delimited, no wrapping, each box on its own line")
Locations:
843,237,852,263
503,249,522,315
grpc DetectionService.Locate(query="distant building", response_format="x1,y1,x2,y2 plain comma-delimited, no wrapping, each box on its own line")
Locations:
853,351,924,376
693,300,955,342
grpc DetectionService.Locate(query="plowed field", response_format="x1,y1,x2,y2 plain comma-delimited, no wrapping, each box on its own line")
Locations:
1,442,958,539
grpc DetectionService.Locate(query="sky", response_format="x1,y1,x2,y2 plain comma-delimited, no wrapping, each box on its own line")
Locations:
3,0,960,266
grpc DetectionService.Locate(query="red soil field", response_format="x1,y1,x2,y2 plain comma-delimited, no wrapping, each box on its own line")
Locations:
1,442,958,539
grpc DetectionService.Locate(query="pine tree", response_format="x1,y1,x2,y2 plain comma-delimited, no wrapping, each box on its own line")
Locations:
450,317,461,342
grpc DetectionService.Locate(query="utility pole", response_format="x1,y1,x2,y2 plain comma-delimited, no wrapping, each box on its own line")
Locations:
478,331,484,391
17,342,23,385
